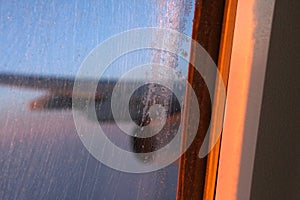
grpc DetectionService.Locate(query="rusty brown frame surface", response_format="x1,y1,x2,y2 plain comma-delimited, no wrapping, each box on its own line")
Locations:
176,0,238,199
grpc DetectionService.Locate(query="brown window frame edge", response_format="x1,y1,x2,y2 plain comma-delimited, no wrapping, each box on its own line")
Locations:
176,0,238,199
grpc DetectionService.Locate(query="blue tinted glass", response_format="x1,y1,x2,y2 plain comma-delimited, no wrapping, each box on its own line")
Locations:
0,1,195,199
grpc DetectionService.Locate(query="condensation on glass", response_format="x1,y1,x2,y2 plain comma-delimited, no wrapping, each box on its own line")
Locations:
0,1,195,199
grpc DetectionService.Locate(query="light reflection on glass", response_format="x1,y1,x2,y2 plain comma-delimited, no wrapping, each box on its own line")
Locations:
0,0,194,199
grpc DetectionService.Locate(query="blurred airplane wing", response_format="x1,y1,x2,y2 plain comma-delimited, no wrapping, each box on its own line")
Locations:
0,72,116,97
0,73,116,110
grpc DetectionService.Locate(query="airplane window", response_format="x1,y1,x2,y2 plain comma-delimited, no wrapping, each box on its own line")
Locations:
0,1,196,199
